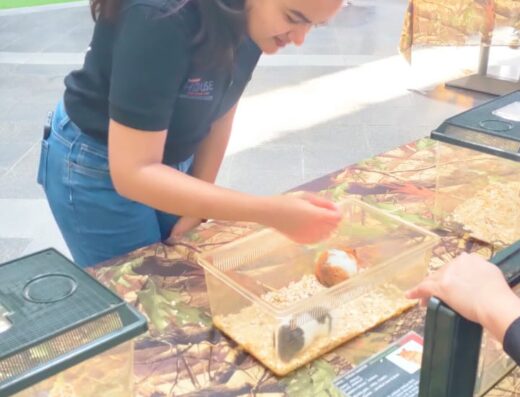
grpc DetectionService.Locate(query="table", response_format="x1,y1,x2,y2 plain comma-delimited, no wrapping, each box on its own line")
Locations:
89,138,520,396
400,0,520,95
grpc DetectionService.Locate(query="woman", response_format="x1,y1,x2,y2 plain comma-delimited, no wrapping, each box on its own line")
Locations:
38,0,344,267
407,252,520,365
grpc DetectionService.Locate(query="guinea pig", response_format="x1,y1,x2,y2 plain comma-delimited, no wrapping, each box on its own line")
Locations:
275,307,332,362
315,248,360,287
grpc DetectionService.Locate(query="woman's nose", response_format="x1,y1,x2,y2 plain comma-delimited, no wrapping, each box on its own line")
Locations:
289,24,311,46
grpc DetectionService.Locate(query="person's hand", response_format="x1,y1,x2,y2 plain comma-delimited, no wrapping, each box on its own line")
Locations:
406,253,506,323
168,216,203,240
265,192,342,244
406,252,520,342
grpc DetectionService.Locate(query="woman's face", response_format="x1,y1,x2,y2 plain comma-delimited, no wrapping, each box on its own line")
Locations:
245,0,343,54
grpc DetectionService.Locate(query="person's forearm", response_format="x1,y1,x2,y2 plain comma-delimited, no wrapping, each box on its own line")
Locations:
108,107,282,232
190,121,231,184
119,162,272,224
479,289,520,343
191,104,237,183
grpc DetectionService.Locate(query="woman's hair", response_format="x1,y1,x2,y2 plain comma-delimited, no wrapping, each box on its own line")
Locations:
89,0,247,69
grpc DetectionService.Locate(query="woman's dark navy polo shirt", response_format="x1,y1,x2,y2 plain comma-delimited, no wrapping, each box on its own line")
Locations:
63,0,262,163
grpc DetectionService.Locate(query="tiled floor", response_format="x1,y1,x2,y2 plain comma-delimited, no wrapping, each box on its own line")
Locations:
0,0,512,264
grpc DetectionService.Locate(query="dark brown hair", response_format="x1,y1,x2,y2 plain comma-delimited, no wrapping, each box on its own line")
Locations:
89,0,247,69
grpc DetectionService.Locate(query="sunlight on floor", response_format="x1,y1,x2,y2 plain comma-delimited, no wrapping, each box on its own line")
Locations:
228,46,519,154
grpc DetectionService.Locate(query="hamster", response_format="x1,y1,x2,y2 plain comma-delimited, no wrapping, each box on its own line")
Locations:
276,307,332,362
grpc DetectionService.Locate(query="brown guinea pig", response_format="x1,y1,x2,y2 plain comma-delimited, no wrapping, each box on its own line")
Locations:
315,248,360,287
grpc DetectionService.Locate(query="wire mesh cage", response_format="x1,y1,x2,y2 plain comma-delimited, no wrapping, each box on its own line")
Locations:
0,249,148,396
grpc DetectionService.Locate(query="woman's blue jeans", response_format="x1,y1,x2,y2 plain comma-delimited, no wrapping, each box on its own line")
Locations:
37,100,193,268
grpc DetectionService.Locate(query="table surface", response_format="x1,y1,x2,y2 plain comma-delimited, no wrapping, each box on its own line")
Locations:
89,138,520,397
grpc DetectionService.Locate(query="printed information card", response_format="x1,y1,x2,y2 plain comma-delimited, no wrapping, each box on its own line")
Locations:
334,332,423,397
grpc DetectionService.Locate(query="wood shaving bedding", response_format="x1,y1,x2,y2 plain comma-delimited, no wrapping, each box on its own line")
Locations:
451,181,520,246
213,275,414,376
261,275,326,307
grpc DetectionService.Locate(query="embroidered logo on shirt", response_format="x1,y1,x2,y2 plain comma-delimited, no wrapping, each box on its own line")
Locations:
179,78,214,101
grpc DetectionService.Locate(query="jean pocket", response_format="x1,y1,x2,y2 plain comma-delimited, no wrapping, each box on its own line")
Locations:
72,143,110,179
36,139,49,188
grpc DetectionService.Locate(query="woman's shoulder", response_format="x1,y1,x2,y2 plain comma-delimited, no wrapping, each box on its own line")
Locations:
121,0,189,12
118,0,199,32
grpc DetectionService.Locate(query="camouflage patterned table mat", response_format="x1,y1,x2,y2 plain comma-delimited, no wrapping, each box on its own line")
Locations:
89,138,520,396
399,0,520,62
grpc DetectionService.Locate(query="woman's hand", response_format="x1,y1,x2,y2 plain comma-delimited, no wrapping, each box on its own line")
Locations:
265,192,342,244
168,216,203,240
406,252,520,342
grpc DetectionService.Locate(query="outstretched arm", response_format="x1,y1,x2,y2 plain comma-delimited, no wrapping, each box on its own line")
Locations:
169,104,238,237
107,118,341,244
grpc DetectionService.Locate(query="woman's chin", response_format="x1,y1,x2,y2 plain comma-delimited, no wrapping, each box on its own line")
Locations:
262,43,280,55
251,37,279,55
